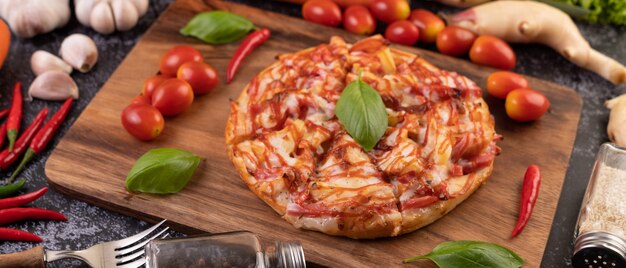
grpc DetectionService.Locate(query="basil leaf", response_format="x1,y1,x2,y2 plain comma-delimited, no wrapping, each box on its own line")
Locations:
180,11,255,44
404,241,524,268
335,78,388,151
125,148,202,194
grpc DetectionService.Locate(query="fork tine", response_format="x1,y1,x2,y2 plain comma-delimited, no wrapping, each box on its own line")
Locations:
114,219,167,250
117,257,146,268
117,227,170,256
116,249,145,265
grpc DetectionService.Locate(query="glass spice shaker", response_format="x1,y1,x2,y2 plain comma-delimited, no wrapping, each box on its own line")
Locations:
572,143,626,268
145,231,306,268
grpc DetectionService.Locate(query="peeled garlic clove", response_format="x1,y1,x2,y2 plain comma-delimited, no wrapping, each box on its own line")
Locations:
60,33,98,73
28,70,79,101
31,50,72,76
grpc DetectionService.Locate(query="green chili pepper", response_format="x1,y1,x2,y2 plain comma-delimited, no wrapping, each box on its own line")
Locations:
0,179,26,198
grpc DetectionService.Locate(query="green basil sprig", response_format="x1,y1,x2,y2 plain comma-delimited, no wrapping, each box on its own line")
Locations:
335,77,388,151
125,148,202,194
404,240,524,268
180,11,255,44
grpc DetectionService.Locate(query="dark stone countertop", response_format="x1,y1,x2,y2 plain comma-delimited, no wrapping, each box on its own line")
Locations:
0,0,624,267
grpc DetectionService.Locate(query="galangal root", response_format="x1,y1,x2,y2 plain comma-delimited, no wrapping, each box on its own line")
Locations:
606,94,626,147
447,0,626,85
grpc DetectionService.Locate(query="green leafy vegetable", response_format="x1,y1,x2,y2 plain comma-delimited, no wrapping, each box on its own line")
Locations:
180,11,255,44
404,240,524,268
549,0,626,25
125,148,202,194
335,77,388,151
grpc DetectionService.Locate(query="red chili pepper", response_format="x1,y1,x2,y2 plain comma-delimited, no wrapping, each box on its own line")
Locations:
1,108,48,181
0,208,67,225
0,122,7,149
0,187,47,210
7,82,23,152
511,164,541,237
226,28,271,84
9,98,72,181
0,108,9,120
0,228,42,242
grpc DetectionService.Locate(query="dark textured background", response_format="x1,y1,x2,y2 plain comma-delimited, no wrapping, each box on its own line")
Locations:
0,0,624,267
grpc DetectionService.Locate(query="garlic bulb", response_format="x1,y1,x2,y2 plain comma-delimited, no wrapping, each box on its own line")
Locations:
60,34,98,73
75,0,148,34
0,0,71,38
31,50,72,76
606,94,626,147
28,71,79,101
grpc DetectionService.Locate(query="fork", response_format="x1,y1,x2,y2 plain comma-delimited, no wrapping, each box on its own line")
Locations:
0,220,169,268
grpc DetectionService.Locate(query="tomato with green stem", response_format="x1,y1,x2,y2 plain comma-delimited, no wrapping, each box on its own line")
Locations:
302,0,342,27
343,5,376,35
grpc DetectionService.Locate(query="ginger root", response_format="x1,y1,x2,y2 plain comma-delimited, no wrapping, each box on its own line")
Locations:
436,0,492,7
447,1,626,85
606,94,626,147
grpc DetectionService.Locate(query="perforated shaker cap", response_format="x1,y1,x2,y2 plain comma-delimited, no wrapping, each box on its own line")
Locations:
572,232,626,268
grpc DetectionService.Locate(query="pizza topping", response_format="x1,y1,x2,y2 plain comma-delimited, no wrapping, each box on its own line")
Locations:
228,36,499,236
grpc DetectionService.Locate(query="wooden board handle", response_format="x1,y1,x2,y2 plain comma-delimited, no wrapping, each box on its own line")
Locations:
0,246,45,268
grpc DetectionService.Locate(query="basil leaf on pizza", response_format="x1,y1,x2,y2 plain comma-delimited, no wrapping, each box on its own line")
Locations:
180,11,255,44
404,240,524,268
125,148,202,194
335,77,388,151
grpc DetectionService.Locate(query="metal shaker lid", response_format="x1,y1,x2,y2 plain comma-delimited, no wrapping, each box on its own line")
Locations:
573,231,626,268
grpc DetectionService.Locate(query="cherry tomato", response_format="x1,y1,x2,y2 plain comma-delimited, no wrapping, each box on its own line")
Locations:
486,71,529,99
343,5,376,35
436,26,477,57
130,95,151,106
370,0,410,24
142,75,168,99
302,0,342,27
177,61,220,95
505,88,550,122
408,9,444,43
159,45,203,77
151,79,194,116
121,104,164,141
385,20,419,46
470,35,516,70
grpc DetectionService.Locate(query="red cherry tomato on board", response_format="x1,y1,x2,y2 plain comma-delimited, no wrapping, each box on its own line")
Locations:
159,45,203,77
486,71,529,99
470,35,516,70
177,61,220,95
121,103,165,141
505,88,550,122
151,79,194,116
409,9,445,43
142,75,168,99
302,0,342,27
385,20,419,46
436,26,477,57
370,0,410,24
130,95,151,106
343,5,376,35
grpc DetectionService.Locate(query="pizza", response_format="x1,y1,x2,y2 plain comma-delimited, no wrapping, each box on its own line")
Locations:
226,35,499,239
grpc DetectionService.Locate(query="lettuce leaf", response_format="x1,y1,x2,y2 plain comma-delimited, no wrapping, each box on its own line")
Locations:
552,0,626,25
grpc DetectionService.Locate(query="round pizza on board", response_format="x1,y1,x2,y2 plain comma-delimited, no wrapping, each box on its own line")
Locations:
225,35,500,239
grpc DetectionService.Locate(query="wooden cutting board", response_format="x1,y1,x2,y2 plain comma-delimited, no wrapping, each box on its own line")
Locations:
45,0,582,266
